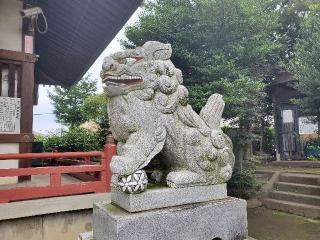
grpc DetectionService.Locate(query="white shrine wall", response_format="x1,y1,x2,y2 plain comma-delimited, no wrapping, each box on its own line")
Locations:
0,0,23,51
0,0,23,183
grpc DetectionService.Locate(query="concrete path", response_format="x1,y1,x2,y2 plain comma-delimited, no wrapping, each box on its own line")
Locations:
0,192,111,220
248,206,320,240
0,174,81,189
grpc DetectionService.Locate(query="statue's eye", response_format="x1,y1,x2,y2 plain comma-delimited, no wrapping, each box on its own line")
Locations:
109,64,117,70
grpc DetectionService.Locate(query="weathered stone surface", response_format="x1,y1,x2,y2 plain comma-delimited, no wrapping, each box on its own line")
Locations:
93,197,248,240
78,231,93,240
111,183,227,212
101,41,235,191
0,209,93,240
79,232,257,240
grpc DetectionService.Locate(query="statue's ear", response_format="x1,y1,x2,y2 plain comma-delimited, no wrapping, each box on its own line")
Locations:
154,92,179,114
157,75,178,94
177,85,189,106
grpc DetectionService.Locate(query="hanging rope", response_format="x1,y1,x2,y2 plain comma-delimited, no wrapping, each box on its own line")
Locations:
35,11,48,34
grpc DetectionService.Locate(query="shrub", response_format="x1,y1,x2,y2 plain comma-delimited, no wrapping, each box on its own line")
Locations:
305,139,320,161
36,127,104,152
263,127,276,154
227,163,261,199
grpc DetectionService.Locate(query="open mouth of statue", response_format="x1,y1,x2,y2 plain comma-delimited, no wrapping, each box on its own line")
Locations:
104,75,143,86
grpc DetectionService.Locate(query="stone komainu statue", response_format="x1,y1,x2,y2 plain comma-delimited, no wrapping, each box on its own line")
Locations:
101,41,235,192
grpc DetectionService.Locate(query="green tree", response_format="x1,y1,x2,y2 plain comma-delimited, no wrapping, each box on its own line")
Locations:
123,0,281,163
81,94,108,123
48,75,97,127
124,0,281,84
39,127,103,152
271,0,319,64
81,94,109,145
291,5,320,138
189,76,266,169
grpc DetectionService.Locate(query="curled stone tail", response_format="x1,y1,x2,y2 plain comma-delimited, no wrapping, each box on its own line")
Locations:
199,94,225,130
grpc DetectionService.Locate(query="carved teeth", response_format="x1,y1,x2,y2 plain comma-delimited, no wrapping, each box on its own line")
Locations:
106,75,142,81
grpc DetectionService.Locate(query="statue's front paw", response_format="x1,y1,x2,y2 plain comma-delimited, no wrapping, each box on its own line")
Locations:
110,156,137,176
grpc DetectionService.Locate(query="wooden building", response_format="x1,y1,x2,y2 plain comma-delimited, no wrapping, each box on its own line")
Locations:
270,72,318,160
270,72,302,160
0,0,142,182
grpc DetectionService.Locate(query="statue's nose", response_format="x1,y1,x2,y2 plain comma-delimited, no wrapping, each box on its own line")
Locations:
102,56,118,71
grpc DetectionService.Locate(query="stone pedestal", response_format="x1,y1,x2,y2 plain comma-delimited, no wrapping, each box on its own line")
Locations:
91,185,248,240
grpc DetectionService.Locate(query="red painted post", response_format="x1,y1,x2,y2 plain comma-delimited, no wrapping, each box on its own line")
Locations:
100,130,116,192
50,173,61,187
84,156,90,165
102,143,116,192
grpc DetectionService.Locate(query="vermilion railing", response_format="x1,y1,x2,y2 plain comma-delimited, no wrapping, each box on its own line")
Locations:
0,143,116,203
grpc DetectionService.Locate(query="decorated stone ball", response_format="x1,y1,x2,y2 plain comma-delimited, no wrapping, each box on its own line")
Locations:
118,170,148,194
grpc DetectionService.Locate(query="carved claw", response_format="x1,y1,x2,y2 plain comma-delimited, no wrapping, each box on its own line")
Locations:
166,170,206,188
166,180,177,188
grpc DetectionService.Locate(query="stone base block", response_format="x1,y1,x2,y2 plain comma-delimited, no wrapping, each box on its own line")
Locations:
79,232,256,240
93,197,248,240
111,183,227,212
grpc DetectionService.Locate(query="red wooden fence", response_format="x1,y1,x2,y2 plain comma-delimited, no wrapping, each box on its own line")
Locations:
0,143,116,203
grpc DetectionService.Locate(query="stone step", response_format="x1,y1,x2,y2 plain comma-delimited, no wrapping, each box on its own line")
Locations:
279,173,320,186
263,198,320,219
274,182,320,196
270,190,320,206
270,160,320,168
256,173,270,184
256,173,270,179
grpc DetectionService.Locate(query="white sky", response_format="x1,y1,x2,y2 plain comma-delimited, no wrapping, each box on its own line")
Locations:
33,8,142,134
